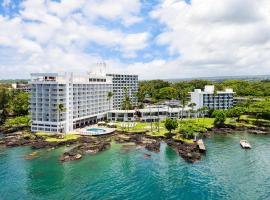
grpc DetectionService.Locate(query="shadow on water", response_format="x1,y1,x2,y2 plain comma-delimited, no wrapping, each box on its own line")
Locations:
25,148,67,199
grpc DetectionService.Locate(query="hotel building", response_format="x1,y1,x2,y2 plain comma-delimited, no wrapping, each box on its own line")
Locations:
106,74,138,109
108,105,191,122
190,85,235,110
29,71,138,133
11,83,31,92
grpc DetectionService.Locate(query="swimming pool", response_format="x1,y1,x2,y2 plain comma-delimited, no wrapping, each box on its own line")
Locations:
85,128,106,135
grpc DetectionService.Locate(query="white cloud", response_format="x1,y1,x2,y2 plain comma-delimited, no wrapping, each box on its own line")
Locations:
83,0,142,26
0,0,149,78
1,0,270,80
149,0,270,78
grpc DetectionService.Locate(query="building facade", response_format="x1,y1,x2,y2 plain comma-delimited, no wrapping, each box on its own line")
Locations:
190,85,235,110
30,72,113,133
29,72,138,133
106,74,138,110
107,105,191,122
12,83,31,92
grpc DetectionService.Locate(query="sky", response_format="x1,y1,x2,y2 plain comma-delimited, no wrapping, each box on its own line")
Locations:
0,0,269,80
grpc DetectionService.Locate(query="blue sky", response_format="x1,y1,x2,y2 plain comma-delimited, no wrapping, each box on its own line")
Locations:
0,0,269,79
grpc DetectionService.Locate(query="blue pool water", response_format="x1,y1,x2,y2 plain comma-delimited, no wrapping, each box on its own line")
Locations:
0,133,270,199
86,128,106,135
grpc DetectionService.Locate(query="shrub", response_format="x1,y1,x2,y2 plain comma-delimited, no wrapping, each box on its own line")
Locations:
5,115,30,127
214,111,227,127
164,118,178,133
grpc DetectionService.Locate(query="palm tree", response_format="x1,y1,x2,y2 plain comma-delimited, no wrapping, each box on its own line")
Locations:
122,87,132,131
149,106,153,132
188,102,197,118
107,91,113,111
177,89,189,120
157,106,160,133
201,106,208,118
57,103,66,133
107,91,113,122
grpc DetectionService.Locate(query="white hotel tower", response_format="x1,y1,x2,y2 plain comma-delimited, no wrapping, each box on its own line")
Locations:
190,85,235,110
29,67,138,133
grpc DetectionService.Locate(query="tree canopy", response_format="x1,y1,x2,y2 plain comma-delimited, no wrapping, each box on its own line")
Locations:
164,118,178,133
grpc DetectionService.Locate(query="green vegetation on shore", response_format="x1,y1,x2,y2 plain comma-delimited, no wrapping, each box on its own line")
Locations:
0,87,29,124
138,80,270,103
36,132,80,142
5,116,30,127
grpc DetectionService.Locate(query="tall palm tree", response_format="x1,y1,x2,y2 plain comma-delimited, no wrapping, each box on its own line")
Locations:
157,106,160,133
149,106,153,132
177,89,189,120
188,102,197,118
57,103,66,133
201,106,209,118
107,91,113,122
107,91,113,111
199,106,209,126
122,87,132,131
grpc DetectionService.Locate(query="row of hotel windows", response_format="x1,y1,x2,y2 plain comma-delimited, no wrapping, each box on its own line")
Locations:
89,78,106,82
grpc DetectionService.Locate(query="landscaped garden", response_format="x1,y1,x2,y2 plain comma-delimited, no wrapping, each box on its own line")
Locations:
113,118,217,143
35,132,81,142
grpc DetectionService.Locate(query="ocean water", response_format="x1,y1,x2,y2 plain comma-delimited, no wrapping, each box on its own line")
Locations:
0,133,270,200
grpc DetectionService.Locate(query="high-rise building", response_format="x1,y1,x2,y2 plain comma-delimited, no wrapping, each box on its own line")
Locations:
190,85,235,110
106,74,138,109
29,71,138,133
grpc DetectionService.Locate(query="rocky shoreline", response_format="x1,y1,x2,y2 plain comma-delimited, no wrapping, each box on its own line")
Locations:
59,137,111,162
0,123,270,163
204,124,270,137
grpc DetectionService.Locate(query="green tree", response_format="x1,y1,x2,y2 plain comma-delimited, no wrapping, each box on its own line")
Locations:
139,80,170,100
107,91,113,111
122,87,132,130
188,102,197,118
0,88,10,123
213,110,227,127
158,87,177,100
121,87,132,110
176,88,190,120
9,91,29,116
226,107,245,121
164,118,178,133
57,104,66,133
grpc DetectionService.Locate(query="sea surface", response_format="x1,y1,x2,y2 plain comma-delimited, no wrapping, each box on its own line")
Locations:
0,133,270,200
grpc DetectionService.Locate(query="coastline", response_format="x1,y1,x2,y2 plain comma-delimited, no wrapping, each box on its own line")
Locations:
1,121,269,164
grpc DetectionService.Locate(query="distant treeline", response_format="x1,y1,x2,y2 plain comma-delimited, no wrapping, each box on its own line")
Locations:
0,79,29,84
138,79,270,102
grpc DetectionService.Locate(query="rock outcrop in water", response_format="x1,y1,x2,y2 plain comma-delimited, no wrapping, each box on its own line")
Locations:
59,139,111,162
114,133,160,152
0,132,33,147
166,139,201,163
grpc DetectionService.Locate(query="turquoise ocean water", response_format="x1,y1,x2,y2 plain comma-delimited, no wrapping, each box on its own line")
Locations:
0,133,270,200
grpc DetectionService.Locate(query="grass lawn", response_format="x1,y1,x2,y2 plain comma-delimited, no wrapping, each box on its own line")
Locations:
185,118,215,128
35,132,80,142
240,115,270,124
173,135,194,144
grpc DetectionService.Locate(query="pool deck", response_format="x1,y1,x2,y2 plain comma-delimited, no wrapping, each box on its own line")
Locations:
74,125,116,136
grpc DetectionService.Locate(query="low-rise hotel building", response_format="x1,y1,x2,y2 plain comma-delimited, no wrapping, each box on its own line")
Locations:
108,105,191,122
29,71,138,133
11,83,31,92
190,85,235,110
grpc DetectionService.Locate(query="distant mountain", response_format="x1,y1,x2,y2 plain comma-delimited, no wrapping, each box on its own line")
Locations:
166,75,270,82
